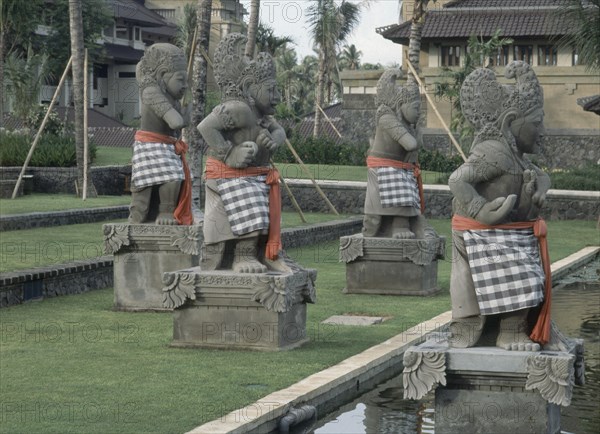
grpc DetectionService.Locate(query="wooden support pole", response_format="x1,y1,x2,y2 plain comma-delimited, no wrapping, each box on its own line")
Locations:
405,59,467,162
12,56,73,199
317,104,342,139
83,49,89,200
271,159,306,223
284,138,339,215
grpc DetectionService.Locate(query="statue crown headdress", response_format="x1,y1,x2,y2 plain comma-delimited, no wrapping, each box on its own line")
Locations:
136,43,187,92
376,68,420,109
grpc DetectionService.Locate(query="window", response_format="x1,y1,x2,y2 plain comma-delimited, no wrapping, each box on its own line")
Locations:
572,47,585,66
103,25,114,38
513,45,533,64
115,26,128,40
489,46,509,67
441,46,461,66
537,45,557,66
134,27,141,41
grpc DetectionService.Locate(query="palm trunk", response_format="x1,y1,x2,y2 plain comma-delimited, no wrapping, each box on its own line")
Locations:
313,48,326,137
69,0,94,197
245,0,260,58
187,0,212,212
0,25,5,128
407,0,428,85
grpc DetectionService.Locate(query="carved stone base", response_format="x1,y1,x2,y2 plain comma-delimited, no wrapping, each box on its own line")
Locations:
403,336,584,434
340,234,445,296
163,261,317,351
103,223,203,311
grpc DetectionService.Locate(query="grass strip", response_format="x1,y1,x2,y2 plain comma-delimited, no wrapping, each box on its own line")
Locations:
1,194,131,216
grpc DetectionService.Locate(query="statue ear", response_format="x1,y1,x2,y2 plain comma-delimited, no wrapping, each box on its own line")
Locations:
500,109,519,133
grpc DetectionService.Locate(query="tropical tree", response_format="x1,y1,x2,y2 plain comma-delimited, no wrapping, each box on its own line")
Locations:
0,0,44,126
245,0,260,57
306,0,361,137
406,0,437,83
339,44,362,70
186,0,213,211
276,45,298,110
256,23,294,56
68,0,95,197
555,0,600,71
176,3,198,57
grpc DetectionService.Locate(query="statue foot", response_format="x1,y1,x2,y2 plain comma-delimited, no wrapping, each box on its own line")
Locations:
497,309,540,351
264,257,292,274
155,213,178,225
392,229,415,239
233,259,267,273
448,316,485,348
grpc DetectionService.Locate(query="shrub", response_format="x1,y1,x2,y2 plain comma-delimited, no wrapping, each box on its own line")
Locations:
549,165,600,191
0,130,97,167
273,135,368,166
418,149,464,174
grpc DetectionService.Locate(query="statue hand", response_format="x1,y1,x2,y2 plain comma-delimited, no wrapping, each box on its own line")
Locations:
163,108,186,130
225,142,257,168
476,195,517,225
531,190,546,208
256,129,278,152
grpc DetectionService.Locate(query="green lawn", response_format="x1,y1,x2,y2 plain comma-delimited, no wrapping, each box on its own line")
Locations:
0,212,353,273
0,194,131,216
0,219,597,433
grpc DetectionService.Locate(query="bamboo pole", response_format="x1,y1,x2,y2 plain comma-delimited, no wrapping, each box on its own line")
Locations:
405,59,467,162
284,138,339,215
12,56,73,199
82,49,89,200
317,104,342,139
271,159,306,223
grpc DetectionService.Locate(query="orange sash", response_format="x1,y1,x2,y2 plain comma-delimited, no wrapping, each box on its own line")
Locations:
204,157,282,260
134,130,193,225
452,214,552,345
366,156,425,214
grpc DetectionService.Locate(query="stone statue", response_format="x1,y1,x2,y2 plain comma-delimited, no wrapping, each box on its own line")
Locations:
362,69,432,240
448,61,552,351
197,33,286,273
129,43,192,226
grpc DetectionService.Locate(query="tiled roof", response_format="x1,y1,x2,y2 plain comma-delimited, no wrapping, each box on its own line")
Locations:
89,127,135,147
103,42,145,63
280,103,345,145
577,95,600,115
444,0,565,7
110,0,166,27
379,8,569,44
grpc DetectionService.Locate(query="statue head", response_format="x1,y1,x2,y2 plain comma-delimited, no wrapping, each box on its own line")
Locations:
213,33,281,115
376,69,421,124
136,43,188,100
461,61,544,153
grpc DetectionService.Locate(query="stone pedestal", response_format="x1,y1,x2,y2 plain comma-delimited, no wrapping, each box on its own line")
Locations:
340,234,445,296
402,335,585,434
163,260,317,351
103,223,203,311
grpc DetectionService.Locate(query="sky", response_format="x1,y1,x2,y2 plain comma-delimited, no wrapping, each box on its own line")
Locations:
239,1,405,66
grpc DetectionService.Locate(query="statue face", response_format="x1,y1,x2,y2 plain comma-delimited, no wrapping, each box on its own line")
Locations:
401,100,420,125
250,80,281,116
510,108,545,154
164,70,188,100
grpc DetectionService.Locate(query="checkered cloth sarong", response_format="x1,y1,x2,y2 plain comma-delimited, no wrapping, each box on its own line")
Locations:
376,167,421,210
131,140,185,190
216,175,270,236
463,228,545,315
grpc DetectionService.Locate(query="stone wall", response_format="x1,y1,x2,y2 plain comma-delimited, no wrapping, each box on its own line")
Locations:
1,165,132,195
282,180,600,221
0,218,362,308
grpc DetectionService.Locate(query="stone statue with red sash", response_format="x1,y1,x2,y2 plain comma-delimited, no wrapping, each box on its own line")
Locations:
448,62,552,351
129,43,192,226
363,69,433,240
197,33,286,274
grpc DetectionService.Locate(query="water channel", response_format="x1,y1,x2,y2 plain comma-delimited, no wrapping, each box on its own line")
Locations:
312,260,600,434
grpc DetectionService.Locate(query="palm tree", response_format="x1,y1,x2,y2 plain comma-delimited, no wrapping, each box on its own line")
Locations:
306,0,361,137
555,0,600,71
245,0,260,58
276,45,298,110
187,0,212,211
176,3,198,56
68,0,95,197
406,0,437,83
340,44,362,70
256,23,294,56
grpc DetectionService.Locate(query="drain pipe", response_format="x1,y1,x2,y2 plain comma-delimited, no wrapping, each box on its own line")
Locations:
278,405,317,434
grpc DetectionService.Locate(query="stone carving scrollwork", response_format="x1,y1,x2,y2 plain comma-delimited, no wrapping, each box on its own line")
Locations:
162,273,197,309
170,226,201,255
403,350,446,400
252,275,293,313
526,353,575,406
103,224,130,254
339,236,364,263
